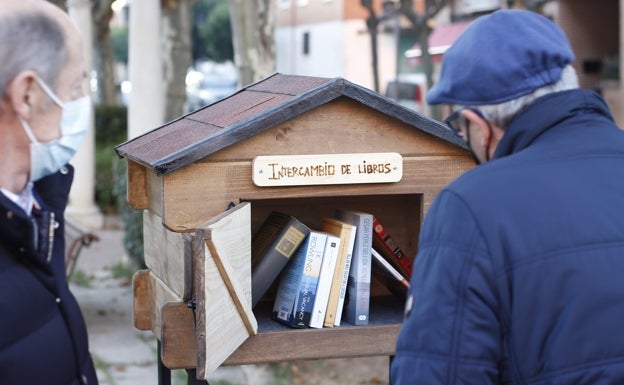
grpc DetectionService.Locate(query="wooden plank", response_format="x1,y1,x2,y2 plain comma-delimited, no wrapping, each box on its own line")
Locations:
132,270,153,330
155,324,401,369
143,210,193,299
162,155,473,231
223,324,401,365
161,302,197,369
127,160,148,210
194,202,257,380
132,270,183,340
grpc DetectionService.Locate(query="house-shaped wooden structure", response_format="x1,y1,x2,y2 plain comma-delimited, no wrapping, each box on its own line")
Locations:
115,73,473,381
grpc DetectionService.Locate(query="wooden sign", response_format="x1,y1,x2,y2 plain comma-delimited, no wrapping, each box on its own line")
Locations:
252,152,403,187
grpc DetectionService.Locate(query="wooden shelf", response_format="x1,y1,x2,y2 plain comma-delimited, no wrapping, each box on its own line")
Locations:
223,296,404,365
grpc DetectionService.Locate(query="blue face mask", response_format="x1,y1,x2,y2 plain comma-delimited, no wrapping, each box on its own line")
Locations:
20,76,91,182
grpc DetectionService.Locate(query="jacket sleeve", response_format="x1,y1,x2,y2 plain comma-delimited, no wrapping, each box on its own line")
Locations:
391,190,501,385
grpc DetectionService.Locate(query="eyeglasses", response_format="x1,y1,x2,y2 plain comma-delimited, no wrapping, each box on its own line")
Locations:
443,107,486,137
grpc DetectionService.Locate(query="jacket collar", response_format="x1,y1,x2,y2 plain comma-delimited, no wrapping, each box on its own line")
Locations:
493,89,614,159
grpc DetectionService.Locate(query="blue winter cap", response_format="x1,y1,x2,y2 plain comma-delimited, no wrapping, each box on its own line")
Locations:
427,9,575,105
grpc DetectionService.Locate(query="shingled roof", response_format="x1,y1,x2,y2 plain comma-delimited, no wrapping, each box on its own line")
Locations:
115,73,464,176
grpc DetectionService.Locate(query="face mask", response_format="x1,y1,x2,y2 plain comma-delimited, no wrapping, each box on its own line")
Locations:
20,77,91,182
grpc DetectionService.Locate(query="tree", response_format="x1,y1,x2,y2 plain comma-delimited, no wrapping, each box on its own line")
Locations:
193,0,234,63
362,0,448,94
162,0,195,121
92,0,117,105
227,0,275,86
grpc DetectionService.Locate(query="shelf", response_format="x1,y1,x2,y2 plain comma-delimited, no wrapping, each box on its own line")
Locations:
222,295,405,365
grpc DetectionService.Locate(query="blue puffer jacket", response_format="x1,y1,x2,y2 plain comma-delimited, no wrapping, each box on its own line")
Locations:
0,166,98,385
391,89,624,385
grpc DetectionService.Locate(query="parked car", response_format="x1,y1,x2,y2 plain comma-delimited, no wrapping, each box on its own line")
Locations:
385,73,430,116
185,61,238,113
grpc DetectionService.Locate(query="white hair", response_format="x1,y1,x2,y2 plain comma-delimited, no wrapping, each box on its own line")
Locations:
0,9,67,98
478,65,579,129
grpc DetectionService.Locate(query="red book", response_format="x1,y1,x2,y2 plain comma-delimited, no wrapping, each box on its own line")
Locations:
372,216,412,279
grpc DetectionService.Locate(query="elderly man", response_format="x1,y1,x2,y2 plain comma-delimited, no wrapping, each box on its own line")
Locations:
0,1,98,384
391,9,624,385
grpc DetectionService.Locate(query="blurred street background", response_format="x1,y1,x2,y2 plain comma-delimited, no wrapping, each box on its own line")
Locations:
57,0,624,383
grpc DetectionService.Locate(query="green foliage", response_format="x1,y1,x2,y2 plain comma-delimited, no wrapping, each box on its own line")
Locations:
110,261,136,280
93,104,144,268
192,0,233,62
94,105,127,214
69,269,92,287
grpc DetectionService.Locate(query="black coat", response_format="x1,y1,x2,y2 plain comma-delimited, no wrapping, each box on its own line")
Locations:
0,166,98,385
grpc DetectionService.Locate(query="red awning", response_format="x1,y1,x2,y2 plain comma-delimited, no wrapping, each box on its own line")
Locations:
405,20,472,59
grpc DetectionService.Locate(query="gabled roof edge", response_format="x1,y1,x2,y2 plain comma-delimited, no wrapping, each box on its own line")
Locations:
151,77,347,175
339,79,468,149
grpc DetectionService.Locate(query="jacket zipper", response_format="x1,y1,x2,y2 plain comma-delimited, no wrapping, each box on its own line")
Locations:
46,212,55,263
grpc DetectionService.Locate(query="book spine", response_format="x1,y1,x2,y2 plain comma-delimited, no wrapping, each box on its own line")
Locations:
333,228,356,327
372,217,412,279
310,235,340,328
272,240,308,325
292,232,327,327
337,211,372,326
252,219,310,307
372,248,410,289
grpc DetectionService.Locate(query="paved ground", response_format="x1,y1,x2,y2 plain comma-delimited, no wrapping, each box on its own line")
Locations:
70,225,277,385
70,223,390,385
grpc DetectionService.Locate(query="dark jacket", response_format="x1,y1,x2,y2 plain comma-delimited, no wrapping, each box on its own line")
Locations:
0,166,98,385
391,89,624,385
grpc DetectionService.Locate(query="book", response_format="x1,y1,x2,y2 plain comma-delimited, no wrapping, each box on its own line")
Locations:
272,231,328,328
321,218,357,327
309,234,341,328
371,247,410,299
372,216,412,279
251,211,311,308
335,209,373,326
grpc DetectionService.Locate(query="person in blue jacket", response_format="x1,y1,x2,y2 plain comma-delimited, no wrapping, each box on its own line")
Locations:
0,1,98,384
391,9,624,385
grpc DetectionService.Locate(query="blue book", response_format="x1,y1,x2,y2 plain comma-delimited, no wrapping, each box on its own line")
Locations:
272,231,328,328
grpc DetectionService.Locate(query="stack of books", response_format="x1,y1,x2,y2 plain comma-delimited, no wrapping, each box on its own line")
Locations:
251,209,412,329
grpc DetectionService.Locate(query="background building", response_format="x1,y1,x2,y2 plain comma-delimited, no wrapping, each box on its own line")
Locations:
274,0,624,126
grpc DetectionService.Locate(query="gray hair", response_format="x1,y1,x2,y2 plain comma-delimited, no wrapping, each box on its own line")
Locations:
0,9,67,97
478,65,580,129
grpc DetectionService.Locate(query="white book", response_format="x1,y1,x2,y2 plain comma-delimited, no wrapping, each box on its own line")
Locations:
309,234,341,328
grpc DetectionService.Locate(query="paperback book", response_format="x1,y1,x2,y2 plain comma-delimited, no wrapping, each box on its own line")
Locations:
372,216,412,279
335,209,373,326
309,234,341,328
251,211,311,308
321,218,357,327
272,231,328,328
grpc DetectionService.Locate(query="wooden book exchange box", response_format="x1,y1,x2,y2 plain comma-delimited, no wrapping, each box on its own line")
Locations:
115,73,473,381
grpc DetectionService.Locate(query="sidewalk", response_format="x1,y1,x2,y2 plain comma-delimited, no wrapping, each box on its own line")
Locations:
70,224,390,385
70,226,274,385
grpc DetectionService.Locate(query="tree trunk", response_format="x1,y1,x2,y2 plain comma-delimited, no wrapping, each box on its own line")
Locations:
162,0,194,121
92,0,117,105
227,0,275,86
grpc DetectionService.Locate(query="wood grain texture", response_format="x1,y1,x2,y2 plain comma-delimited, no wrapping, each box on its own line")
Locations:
132,270,153,330
161,302,197,369
131,270,182,340
143,210,193,299
223,324,401,365
160,155,473,231
127,160,148,210
194,203,257,379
